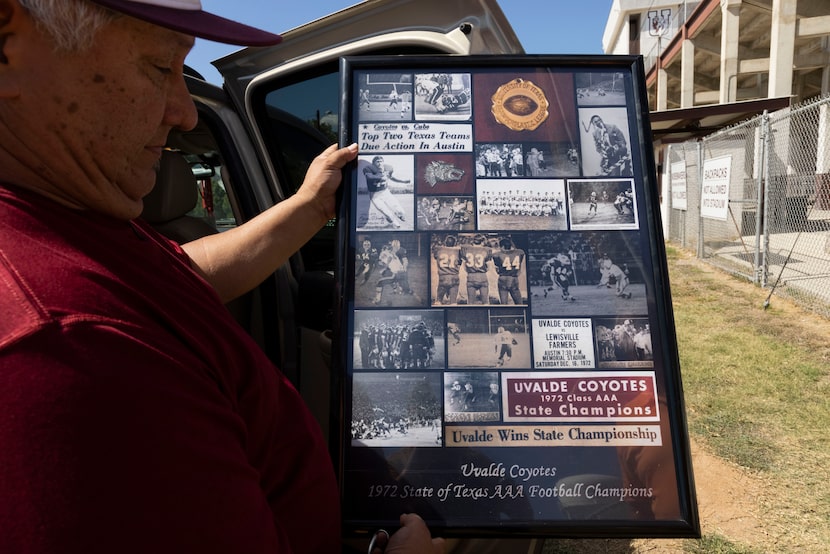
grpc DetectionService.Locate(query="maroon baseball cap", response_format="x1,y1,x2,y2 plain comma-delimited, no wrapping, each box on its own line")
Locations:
88,0,282,46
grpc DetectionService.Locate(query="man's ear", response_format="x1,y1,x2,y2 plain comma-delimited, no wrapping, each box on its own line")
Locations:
0,0,18,64
0,0,25,96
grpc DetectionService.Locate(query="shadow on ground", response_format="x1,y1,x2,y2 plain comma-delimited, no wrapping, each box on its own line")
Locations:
543,539,637,553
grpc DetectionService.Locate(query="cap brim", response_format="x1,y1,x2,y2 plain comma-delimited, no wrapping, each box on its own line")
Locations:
90,0,282,46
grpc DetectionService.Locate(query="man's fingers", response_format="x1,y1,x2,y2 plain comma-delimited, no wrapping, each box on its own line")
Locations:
322,143,359,169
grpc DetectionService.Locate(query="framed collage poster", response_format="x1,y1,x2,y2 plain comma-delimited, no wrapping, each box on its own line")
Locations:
334,55,698,539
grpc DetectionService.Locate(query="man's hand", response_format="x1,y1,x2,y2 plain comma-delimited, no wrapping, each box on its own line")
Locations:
182,143,356,303
370,513,444,554
295,143,359,221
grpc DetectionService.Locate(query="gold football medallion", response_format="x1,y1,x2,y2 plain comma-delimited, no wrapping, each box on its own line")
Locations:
491,78,549,131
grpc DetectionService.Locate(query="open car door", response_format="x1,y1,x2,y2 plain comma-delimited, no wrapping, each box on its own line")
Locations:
156,0,523,441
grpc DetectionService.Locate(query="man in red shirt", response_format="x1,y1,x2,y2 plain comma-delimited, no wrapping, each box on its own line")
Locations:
0,1,441,552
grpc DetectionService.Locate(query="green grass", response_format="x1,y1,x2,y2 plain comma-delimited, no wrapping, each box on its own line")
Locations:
683,534,762,554
667,245,830,549
668,246,830,471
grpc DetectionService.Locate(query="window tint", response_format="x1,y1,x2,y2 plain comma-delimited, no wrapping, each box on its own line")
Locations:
261,68,340,201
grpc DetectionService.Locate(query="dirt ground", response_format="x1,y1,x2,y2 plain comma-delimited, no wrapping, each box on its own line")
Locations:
630,440,768,553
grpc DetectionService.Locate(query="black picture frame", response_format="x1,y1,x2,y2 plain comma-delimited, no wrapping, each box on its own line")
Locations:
334,55,699,539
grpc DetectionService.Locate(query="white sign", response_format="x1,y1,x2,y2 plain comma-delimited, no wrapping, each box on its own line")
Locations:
670,161,687,211
358,122,473,153
532,318,595,369
700,155,731,220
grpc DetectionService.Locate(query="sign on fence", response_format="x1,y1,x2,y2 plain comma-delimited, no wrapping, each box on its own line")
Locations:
670,160,688,211
700,155,732,220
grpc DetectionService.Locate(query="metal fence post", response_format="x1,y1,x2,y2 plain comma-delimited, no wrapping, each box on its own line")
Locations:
666,144,673,215
753,111,768,285
696,140,704,258
760,111,771,287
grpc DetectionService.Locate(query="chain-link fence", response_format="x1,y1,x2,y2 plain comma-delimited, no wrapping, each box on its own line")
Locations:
665,94,830,318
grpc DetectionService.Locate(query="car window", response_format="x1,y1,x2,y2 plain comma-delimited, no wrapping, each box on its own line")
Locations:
255,68,340,270
183,155,238,231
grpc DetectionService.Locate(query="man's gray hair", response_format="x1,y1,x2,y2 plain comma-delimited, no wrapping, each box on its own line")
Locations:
18,0,117,51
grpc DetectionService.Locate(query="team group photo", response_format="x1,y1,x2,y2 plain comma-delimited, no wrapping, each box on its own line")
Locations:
352,310,445,371
476,179,568,231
